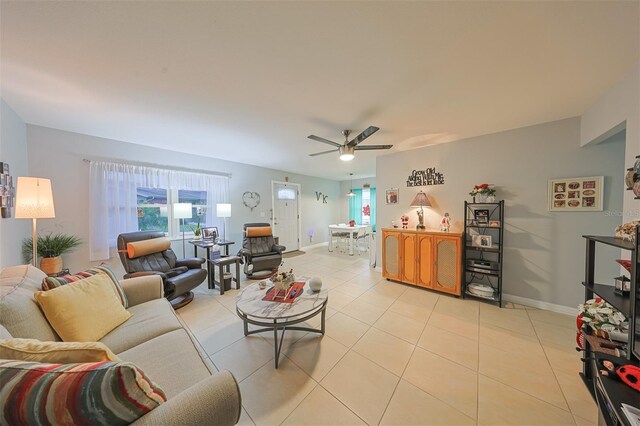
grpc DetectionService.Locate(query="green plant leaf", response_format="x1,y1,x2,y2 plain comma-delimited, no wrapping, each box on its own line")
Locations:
21,233,82,262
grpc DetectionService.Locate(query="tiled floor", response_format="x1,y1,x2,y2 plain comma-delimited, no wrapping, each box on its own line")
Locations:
178,246,596,426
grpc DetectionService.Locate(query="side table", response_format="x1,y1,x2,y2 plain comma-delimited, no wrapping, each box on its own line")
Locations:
208,256,241,294
190,239,235,288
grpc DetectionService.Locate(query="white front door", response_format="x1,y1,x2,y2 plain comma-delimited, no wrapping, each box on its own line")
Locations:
272,181,300,252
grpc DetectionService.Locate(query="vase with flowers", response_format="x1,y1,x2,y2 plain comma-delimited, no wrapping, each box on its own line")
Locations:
470,184,497,203
270,269,295,299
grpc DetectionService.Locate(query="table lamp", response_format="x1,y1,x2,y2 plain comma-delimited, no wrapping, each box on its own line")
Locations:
173,202,192,256
410,191,432,230
15,177,56,266
216,203,231,240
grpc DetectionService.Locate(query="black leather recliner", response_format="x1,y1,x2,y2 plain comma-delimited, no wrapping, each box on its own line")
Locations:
117,231,207,308
238,223,286,279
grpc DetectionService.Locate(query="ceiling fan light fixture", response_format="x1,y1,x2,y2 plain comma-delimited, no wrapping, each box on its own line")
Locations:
339,145,355,161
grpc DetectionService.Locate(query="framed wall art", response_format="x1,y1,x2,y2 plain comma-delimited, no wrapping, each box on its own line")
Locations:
471,235,492,248
548,176,603,212
0,162,15,218
385,188,399,205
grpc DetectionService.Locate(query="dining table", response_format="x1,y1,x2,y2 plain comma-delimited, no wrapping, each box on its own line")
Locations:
327,224,369,256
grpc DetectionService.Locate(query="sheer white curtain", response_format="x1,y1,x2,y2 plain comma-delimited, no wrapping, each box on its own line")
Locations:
168,169,229,234
89,161,229,261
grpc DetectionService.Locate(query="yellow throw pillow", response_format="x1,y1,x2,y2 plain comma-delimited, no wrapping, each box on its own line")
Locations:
0,338,120,363
34,273,132,342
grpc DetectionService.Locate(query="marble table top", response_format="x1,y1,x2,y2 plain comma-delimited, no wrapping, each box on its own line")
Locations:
235,278,328,320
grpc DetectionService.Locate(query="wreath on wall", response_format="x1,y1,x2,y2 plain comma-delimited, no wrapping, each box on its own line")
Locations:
242,191,261,211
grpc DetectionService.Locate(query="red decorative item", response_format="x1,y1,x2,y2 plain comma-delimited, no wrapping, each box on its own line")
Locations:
576,314,583,330
616,259,632,274
348,220,356,227
616,365,640,392
576,332,584,349
262,282,305,304
401,215,409,229
362,205,370,217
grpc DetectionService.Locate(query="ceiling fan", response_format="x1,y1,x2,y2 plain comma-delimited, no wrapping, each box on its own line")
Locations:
307,126,392,161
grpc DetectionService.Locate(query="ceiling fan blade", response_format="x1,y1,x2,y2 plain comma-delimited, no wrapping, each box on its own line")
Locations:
354,144,393,151
348,126,380,147
308,135,342,148
309,149,339,157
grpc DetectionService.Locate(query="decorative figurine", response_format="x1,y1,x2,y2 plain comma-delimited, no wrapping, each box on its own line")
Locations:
401,215,409,229
440,213,451,232
416,209,424,230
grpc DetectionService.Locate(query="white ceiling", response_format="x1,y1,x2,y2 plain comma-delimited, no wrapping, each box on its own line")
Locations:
1,1,638,181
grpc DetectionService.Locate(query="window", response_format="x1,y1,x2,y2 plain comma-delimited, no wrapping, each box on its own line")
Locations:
361,188,371,225
137,188,169,232
178,189,207,232
90,160,229,261
349,187,377,231
136,188,209,236
277,187,297,200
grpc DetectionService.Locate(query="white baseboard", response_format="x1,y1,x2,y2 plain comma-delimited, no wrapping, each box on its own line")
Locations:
374,266,382,273
503,293,577,316
299,242,329,251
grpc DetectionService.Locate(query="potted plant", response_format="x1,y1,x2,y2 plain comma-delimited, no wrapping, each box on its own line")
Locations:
190,207,205,240
22,233,82,275
469,183,497,203
190,221,202,241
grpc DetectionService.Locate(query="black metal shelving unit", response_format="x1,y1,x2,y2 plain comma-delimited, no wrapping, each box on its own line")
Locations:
462,200,504,307
580,227,639,401
627,154,640,199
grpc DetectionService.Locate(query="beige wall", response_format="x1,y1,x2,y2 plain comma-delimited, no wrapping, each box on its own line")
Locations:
0,99,30,267
376,117,625,310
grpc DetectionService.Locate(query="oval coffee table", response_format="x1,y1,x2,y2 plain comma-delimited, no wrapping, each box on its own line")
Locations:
235,280,328,368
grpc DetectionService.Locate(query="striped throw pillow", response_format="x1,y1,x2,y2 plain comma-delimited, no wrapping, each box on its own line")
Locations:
0,360,166,426
42,265,128,308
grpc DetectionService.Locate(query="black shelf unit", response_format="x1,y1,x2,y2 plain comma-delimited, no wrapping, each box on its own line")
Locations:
462,201,505,307
580,227,639,404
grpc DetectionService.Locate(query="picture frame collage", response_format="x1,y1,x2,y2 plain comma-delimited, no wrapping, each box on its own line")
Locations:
468,208,500,249
548,176,604,211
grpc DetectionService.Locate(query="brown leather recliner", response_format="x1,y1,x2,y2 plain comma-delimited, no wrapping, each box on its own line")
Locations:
238,223,286,279
117,231,207,308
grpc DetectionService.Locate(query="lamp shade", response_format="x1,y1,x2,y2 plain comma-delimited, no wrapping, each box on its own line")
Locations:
410,191,432,208
216,203,231,218
173,203,192,219
339,146,355,161
15,177,55,219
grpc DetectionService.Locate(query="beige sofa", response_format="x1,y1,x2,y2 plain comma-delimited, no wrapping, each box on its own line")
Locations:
0,264,241,425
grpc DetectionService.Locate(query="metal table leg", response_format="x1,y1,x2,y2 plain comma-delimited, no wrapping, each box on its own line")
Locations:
237,300,328,369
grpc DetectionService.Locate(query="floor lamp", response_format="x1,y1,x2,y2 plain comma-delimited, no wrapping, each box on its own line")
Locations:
173,203,192,257
216,203,231,241
15,177,56,267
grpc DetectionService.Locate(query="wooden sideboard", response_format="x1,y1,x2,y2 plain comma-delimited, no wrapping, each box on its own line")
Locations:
381,228,463,296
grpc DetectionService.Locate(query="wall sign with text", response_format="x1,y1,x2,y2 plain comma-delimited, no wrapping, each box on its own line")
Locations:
406,168,445,187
